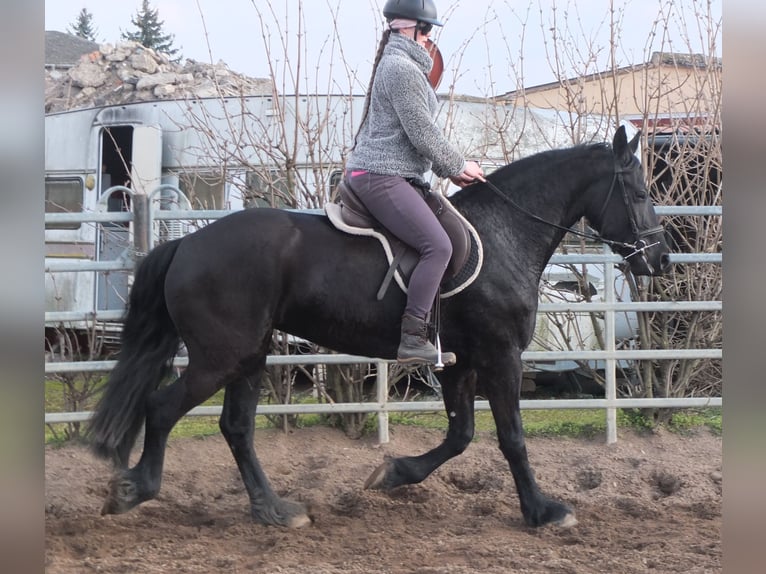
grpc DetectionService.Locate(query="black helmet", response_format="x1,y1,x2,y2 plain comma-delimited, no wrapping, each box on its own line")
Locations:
383,0,443,26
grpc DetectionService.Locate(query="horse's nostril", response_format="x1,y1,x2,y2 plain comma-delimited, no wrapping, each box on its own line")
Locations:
660,253,671,272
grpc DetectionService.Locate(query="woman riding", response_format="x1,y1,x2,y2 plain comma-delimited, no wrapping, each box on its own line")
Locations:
345,0,484,366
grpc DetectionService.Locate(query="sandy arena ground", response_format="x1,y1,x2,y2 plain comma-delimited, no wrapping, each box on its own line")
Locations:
46,425,721,573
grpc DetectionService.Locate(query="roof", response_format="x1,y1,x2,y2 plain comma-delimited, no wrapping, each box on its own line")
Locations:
45,30,100,68
498,52,722,100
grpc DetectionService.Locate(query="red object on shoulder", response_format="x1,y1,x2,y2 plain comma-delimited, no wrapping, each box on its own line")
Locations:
425,39,444,90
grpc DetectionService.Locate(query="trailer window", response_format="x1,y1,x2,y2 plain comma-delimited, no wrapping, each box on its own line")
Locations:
329,170,342,191
245,170,291,208
45,178,83,229
178,171,225,210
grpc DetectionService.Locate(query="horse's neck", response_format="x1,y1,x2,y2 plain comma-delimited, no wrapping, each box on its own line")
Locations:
473,152,608,279
525,150,612,231
506,172,580,245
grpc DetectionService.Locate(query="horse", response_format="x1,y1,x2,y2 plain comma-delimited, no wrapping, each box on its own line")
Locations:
87,125,670,529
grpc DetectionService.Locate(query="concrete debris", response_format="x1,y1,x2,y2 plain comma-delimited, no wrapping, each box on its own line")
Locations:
45,41,273,114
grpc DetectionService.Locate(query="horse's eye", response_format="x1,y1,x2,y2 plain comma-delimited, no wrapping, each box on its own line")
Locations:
627,174,648,200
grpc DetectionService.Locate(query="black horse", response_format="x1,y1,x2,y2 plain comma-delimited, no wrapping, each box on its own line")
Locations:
88,125,670,529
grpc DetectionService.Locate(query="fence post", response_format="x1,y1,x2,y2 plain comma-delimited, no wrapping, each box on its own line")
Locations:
376,361,390,444
604,249,617,444
132,194,151,261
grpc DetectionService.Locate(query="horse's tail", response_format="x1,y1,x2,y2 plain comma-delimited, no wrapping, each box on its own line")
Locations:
87,238,183,464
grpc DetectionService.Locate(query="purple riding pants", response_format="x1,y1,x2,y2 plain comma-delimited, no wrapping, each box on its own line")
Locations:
346,171,451,320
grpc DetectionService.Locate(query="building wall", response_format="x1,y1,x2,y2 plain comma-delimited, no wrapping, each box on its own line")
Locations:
504,59,721,120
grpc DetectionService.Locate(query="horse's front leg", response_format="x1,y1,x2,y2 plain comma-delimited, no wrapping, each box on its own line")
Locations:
365,365,477,490
220,361,311,528
481,353,577,528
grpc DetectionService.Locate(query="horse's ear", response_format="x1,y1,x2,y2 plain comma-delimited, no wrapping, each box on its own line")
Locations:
612,125,627,156
613,125,640,165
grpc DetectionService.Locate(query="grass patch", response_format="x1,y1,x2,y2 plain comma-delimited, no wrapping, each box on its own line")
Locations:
45,382,342,444
169,411,330,439
383,407,721,440
666,408,722,435
387,409,606,439
522,409,606,438
45,376,722,444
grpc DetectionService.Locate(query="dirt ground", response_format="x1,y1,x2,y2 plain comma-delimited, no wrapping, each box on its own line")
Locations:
45,425,721,574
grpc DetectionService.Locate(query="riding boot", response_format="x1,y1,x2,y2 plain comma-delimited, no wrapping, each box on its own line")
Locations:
397,314,456,366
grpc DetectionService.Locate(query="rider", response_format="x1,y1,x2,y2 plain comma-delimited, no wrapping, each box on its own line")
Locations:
345,0,484,366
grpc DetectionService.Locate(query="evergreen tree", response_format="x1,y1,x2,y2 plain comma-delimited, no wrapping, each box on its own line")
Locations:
121,0,181,59
67,8,98,42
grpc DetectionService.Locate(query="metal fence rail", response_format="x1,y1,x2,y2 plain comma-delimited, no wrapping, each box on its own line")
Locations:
44,201,723,443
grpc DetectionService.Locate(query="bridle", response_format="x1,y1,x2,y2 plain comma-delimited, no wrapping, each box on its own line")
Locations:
480,164,665,265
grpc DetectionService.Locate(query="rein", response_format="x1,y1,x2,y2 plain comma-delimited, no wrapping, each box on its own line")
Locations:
479,169,664,262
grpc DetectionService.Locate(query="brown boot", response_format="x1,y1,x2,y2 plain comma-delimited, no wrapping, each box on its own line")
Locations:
397,314,456,366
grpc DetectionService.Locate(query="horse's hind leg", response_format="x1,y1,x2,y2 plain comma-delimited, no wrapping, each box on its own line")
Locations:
101,366,219,515
481,354,577,528
220,357,311,528
365,366,477,489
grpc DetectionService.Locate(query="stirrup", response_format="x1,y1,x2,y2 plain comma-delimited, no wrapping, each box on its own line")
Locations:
435,333,445,369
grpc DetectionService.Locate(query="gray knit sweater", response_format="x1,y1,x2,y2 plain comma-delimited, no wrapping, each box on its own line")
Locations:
346,33,466,180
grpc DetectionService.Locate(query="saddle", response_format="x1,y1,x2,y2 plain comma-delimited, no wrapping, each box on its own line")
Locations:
325,179,483,300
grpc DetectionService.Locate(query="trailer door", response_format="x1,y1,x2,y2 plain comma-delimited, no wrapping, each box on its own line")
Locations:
96,124,162,311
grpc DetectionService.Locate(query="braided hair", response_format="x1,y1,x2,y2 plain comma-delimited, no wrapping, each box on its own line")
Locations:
352,29,392,150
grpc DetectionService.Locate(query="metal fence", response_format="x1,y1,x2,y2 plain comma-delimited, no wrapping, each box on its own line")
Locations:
45,201,722,444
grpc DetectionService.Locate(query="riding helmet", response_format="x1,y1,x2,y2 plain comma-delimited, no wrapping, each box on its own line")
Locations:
383,0,443,26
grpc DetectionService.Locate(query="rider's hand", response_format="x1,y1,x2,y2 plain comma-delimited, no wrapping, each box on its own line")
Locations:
450,161,485,188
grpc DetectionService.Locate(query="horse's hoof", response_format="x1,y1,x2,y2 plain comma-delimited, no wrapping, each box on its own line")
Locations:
363,461,391,490
101,475,140,515
101,495,138,515
101,499,124,515
555,512,578,528
525,498,577,528
253,497,312,528
287,513,312,528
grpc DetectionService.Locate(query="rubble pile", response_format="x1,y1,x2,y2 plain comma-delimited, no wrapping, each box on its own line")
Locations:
45,41,274,113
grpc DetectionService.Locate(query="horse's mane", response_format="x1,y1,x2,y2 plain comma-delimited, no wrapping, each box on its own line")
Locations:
447,141,614,208
486,141,612,184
